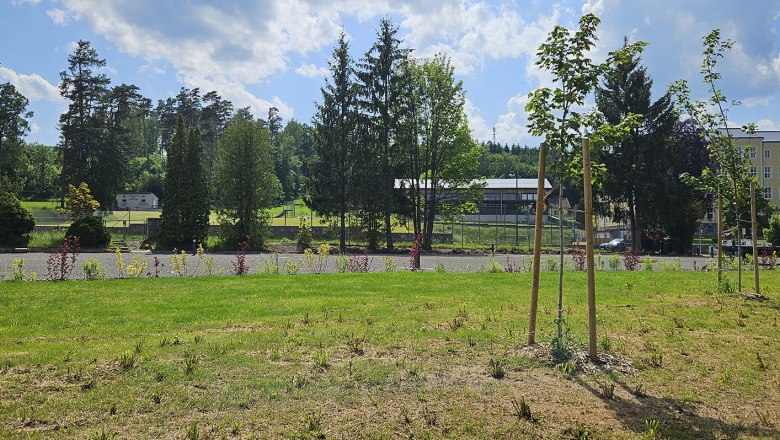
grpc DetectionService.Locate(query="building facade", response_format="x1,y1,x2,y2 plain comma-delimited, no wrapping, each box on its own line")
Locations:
722,128,780,210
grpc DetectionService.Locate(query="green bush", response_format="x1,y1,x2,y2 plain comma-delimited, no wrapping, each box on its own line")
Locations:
765,215,780,248
0,191,35,247
66,216,110,248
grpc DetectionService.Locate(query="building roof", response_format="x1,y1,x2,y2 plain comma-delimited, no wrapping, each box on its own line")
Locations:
116,192,159,197
395,178,552,190
717,128,780,142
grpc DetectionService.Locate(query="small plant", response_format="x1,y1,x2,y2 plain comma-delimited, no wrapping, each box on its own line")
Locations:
659,258,682,272
487,255,505,273
284,258,301,275
550,323,577,363
46,235,80,281
382,256,397,272
622,248,640,271
83,258,106,280
435,259,446,273
114,246,125,278
558,359,577,378
756,352,767,371
126,255,147,278
183,353,197,375
642,255,654,271
409,232,423,270
608,254,620,271
149,257,163,278
169,249,188,277
232,236,250,275
347,254,371,272
185,422,198,440
312,349,330,372
600,381,615,399
11,258,26,281
300,412,326,438
542,257,558,272
599,334,612,352
346,334,366,356
335,254,349,273
504,258,522,273
596,254,606,271
259,254,280,274
117,351,136,371
511,397,534,422
644,418,661,440
760,248,777,270
717,277,736,294
569,248,585,270
488,357,507,379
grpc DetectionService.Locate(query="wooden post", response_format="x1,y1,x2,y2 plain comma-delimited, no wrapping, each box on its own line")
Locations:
751,182,760,294
582,139,598,360
528,142,547,345
717,195,723,283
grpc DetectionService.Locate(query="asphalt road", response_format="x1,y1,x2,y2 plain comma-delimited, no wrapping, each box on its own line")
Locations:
0,250,720,280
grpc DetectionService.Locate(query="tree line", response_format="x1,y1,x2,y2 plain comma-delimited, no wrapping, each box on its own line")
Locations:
1,17,778,253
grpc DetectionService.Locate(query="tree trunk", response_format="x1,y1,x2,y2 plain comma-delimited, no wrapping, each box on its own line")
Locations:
339,210,346,250
751,182,760,294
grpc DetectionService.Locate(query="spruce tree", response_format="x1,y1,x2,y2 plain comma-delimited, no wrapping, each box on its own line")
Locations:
184,127,210,243
158,115,187,248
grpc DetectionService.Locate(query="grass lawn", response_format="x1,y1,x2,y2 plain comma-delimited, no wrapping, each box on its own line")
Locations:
1,272,779,439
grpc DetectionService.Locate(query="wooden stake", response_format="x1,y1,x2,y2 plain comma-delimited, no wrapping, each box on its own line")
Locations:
582,139,598,360
717,195,723,284
751,182,760,294
528,142,546,345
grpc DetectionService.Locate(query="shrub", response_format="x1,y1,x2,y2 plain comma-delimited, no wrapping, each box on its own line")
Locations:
409,232,423,270
83,258,106,280
764,214,780,248
642,255,654,271
569,248,585,270
66,216,110,248
296,219,313,251
622,248,640,271
46,235,80,281
0,190,35,247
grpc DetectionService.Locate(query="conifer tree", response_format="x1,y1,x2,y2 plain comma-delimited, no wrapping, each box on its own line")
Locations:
158,115,187,248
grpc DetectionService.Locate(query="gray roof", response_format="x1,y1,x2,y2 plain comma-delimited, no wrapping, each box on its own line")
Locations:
395,178,552,190
717,128,780,142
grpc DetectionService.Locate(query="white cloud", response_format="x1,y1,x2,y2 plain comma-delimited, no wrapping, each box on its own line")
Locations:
0,66,62,102
30,122,41,134
581,0,605,15
757,118,779,130
139,64,166,75
11,0,40,5
295,64,328,79
46,8,70,25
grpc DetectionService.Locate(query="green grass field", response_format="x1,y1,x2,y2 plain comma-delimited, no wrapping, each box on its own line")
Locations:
1,272,778,438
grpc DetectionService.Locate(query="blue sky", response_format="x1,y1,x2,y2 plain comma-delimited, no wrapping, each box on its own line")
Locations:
2,0,780,147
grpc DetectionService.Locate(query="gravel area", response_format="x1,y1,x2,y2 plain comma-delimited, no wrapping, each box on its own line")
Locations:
0,250,719,280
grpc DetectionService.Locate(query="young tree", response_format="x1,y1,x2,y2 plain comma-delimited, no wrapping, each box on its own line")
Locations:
671,29,767,289
309,31,358,250
357,18,411,250
526,14,645,343
0,81,33,185
60,182,100,221
215,118,281,249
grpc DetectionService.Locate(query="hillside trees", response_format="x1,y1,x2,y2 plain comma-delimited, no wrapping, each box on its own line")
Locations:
215,117,280,249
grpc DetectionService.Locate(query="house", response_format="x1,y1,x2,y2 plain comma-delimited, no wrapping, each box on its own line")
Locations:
718,128,780,210
116,192,159,210
395,178,559,223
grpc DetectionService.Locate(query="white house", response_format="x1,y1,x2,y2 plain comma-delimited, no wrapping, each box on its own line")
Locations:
116,192,159,210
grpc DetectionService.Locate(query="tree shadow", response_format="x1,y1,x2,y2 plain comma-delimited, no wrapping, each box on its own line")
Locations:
573,362,778,439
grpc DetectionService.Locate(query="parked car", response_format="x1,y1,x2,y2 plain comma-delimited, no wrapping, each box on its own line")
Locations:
599,238,632,252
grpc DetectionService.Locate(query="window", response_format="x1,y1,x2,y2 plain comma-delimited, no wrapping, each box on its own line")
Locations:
503,193,517,201
765,167,772,179
750,146,756,158
765,187,772,199
750,166,757,176
765,149,771,159
520,193,537,201
484,193,500,201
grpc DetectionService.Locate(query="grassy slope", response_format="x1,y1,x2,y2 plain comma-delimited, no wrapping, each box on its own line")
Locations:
1,272,778,439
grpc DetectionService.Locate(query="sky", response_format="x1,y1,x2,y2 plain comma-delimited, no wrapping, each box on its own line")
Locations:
2,0,780,147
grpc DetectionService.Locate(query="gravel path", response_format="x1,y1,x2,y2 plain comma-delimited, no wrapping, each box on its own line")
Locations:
0,250,718,280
